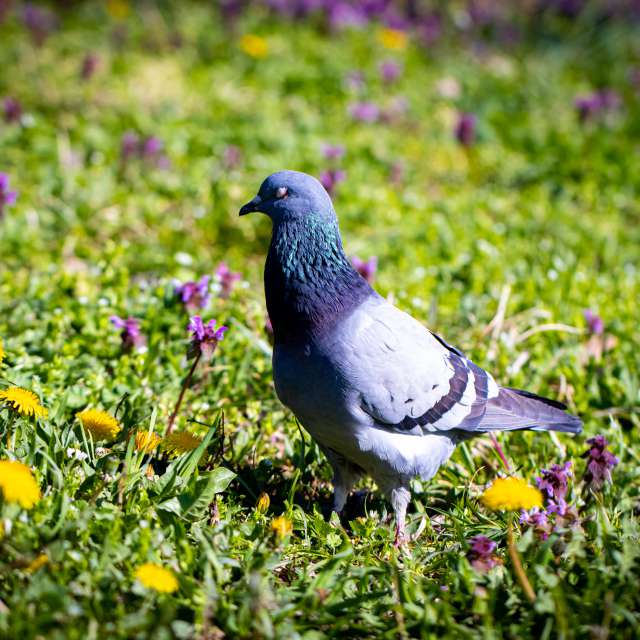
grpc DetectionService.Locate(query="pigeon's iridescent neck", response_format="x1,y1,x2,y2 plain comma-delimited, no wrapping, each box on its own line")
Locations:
265,214,373,344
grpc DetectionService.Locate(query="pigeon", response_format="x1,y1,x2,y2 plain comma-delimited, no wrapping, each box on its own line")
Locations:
240,170,582,543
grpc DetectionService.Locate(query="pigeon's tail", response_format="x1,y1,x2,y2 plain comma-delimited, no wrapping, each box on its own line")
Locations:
477,387,582,434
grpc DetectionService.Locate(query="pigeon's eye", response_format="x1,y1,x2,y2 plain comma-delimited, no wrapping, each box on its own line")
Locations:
275,186,289,199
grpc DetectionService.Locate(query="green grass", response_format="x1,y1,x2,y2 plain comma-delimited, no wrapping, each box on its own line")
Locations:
1,3,639,638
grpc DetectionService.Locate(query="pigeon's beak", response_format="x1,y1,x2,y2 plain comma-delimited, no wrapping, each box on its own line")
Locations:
239,195,262,216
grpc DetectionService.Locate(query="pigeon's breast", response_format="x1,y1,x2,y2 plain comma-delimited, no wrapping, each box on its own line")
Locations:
272,341,365,454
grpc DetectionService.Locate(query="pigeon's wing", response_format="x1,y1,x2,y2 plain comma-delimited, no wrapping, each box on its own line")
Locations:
335,298,581,435
333,299,498,435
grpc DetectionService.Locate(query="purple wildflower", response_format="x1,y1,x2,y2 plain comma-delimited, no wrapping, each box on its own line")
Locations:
581,435,619,491
0,173,18,218
110,315,146,352
141,136,170,169
22,4,57,46
583,309,604,336
328,2,367,30
319,169,346,197
379,60,402,84
176,276,210,312
3,98,22,124
349,101,379,123
80,53,100,80
120,132,169,169
142,136,163,158
455,112,477,147
575,90,621,123
418,13,442,47
536,461,572,503
351,255,377,283
215,262,242,298
121,132,140,161
223,144,242,170
322,144,345,161
520,508,552,540
467,535,499,572
187,316,228,359
546,498,568,517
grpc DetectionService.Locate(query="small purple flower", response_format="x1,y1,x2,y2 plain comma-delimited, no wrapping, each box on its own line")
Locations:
328,2,367,30
418,13,442,47
3,98,22,124
0,173,18,218
176,276,210,312
188,316,228,359
223,144,242,170
110,315,146,352
583,309,604,336
215,262,242,298
349,101,379,123
455,112,477,147
142,136,163,158
322,144,345,161
379,60,402,84
22,4,57,46
536,461,572,503
575,90,620,123
351,255,377,283
319,169,346,197
141,137,170,169
80,53,100,80
581,435,619,491
520,508,551,540
121,132,140,161
467,535,499,572
120,133,169,169
546,498,569,517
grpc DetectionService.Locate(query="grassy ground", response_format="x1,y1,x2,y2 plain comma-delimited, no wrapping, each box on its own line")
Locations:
0,3,639,638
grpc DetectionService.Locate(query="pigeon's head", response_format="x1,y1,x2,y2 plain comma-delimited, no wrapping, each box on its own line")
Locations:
239,170,335,224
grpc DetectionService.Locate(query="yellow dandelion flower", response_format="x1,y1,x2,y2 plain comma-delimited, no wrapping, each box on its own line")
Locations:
162,431,203,456
481,477,543,512
256,492,270,514
135,431,161,454
26,553,49,573
135,563,178,593
378,28,408,51
0,460,41,509
240,34,268,59
271,515,293,539
0,387,48,418
77,409,121,441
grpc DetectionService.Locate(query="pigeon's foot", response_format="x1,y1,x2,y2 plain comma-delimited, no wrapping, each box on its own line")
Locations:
393,523,408,547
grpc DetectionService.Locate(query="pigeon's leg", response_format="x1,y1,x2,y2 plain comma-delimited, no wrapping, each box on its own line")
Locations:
321,446,360,513
388,485,411,547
